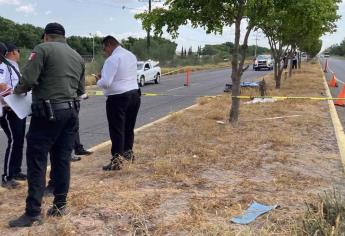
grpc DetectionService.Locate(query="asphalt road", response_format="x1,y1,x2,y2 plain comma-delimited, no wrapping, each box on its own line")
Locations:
321,56,345,125
0,67,269,174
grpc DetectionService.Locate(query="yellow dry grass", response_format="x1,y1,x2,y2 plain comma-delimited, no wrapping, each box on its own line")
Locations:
0,63,344,235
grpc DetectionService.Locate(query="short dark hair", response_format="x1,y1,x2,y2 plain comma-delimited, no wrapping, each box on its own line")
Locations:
102,35,120,47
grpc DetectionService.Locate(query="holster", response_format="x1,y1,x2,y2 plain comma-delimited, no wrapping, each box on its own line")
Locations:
31,100,56,121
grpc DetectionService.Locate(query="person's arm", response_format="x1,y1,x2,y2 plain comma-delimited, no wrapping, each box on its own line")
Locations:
14,46,45,94
77,62,85,97
96,56,119,89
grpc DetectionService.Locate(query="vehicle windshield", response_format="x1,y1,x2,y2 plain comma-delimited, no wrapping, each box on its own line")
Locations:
257,55,270,60
137,63,144,70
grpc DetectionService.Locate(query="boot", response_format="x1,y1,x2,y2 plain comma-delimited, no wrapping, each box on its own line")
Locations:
47,205,68,217
102,154,123,171
123,150,135,163
9,213,43,227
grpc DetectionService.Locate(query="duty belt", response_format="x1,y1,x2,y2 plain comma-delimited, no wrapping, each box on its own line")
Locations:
50,101,78,110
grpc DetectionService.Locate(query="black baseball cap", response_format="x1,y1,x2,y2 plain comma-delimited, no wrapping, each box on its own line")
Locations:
0,42,7,57
41,22,65,39
5,43,18,52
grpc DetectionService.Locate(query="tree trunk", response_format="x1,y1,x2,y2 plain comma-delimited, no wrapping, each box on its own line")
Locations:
288,58,293,78
298,52,302,69
229,13,252,123
229,17,242,123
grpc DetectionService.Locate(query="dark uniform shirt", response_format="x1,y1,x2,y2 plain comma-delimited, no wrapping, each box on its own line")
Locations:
14,38,85,103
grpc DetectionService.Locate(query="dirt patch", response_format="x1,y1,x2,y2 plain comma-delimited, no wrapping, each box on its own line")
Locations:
0,63,344,235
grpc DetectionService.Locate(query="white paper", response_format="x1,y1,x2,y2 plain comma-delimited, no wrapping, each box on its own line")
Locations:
4,92,32,119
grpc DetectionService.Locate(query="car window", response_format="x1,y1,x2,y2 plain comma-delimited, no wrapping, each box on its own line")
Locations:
144,64,150,70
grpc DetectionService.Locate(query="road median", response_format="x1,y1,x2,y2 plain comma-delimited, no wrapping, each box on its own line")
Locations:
0,62,344,235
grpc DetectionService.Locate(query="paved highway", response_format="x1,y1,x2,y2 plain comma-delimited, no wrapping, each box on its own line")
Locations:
321,57,345,126
0,67,268,174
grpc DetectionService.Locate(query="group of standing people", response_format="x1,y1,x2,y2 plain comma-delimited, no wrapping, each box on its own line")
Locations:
0,22,141,227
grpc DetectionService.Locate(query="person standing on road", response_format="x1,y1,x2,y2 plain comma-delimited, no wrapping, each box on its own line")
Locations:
0,43,27,189
9,22,85,227
95,35,141,171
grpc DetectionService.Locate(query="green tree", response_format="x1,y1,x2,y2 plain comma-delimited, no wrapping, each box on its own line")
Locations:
256,0,340,88
136,0,269,122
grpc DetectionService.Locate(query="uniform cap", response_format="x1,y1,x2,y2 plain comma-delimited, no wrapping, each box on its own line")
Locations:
5,43,18,52
0,42,7,57
41,22,65,39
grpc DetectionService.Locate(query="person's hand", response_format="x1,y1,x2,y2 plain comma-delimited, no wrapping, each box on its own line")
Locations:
0,83,8,91
92,74,101,81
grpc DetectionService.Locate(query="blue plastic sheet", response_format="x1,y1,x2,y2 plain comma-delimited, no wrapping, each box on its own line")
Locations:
230,201,278,224
240,82,259,87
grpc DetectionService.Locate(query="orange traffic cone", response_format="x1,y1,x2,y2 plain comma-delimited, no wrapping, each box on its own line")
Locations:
324,59,328,72
328,73,338,88
335,85,345,106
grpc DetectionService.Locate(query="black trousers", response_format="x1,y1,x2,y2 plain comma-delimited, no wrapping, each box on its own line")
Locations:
0,109,26,181
25,108,78,217
106,89,141,156
74,117,84,152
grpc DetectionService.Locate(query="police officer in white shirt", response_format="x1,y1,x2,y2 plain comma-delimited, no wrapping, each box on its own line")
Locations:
0,43,27,189
95,35,141,171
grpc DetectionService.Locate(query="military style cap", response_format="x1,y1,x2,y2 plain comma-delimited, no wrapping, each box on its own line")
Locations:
41,22,65,39
5,43,18,52
0,42,7,57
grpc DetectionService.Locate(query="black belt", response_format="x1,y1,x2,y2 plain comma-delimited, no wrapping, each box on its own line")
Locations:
51,101,78,111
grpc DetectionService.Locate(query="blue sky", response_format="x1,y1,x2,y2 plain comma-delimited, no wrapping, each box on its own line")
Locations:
0,0,344,52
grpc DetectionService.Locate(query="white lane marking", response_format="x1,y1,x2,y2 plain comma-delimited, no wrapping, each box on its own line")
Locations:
167,86,185,92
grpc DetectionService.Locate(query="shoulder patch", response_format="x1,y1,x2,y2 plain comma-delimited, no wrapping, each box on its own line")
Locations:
0,69,4,74
28,52,37,61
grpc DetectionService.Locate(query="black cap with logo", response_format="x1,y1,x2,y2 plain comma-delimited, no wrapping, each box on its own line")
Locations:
41,22,65,39
5,43,18,53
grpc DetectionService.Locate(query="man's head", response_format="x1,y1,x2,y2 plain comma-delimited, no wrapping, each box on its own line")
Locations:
5,43,20,62
42,22,66,42
0,42,7,64
102,35,120,57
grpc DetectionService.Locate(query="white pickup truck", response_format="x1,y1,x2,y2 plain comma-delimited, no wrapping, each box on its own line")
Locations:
137,60,161,87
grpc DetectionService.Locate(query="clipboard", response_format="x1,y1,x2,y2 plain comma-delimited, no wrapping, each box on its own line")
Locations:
4,92,32,119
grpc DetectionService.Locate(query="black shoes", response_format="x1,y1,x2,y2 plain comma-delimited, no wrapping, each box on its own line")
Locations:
47,205,68,217
123,150,135,163
13,172,27,181
1,179,20,189
70,155,81,162
8,213,43,228
75,148,93,156
103,154,123,171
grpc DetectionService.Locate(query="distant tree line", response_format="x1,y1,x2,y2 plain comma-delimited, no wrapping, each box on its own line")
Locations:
1,16,270,65
326,38,345,57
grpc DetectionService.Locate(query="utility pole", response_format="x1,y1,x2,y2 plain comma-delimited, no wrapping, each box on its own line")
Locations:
89,33,95,62
254,31,260,58
138,0,162,56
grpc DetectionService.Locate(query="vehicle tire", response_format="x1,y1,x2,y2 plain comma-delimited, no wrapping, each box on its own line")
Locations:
154,73,161,84
139,76,145,87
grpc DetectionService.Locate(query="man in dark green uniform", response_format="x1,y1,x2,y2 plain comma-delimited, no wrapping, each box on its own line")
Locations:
9,23,85,227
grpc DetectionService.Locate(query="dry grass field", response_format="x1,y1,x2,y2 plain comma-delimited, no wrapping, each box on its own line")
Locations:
0,62,344,235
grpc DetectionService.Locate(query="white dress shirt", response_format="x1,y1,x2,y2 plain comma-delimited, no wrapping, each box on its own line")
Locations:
97,46,138,96
0,59,20,88
0,59,21,113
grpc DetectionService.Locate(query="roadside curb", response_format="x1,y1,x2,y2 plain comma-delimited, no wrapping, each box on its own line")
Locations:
320,62,345,171
88,103,200,153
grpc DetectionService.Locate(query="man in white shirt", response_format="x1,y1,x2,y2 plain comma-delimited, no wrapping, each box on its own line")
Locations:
0,43,27,189
95,35,141,171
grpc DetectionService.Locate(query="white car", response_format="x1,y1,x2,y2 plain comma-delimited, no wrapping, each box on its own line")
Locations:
253,55,274,71
137,60,161,87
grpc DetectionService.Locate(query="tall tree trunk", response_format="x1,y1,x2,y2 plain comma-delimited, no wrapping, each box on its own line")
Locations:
229,14,252,123
229,17,242,123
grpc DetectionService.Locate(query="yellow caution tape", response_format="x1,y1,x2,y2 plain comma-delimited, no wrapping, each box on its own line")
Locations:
87,91,339,100
233,95,345,100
